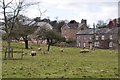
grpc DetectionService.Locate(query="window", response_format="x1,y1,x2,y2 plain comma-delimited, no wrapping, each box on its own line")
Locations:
109,35,112,40
97,42,100,47
90,36,92,40
64,28,67,33
94,42,97,46
101,35,105,40
94,42,100,47
96,36,99,40
109,42,113,47
83,43,86,47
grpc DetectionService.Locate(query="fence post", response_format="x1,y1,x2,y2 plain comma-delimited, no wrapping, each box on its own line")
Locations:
11,48,13,59
4,48,7,60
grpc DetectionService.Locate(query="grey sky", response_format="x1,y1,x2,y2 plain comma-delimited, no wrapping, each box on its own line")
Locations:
0,0,119,27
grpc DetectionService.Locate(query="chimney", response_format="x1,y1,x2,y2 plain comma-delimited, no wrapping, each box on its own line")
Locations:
108,21,113,29
81,19,87,25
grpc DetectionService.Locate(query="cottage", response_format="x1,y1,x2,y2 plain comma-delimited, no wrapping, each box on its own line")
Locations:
61,19,88,41
76,27,119,49
76,29,94,49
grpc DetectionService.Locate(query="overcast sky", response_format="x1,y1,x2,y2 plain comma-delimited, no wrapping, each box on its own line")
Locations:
0,0,120,27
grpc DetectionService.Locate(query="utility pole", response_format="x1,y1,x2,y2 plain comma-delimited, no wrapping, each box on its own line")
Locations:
93,23,96,50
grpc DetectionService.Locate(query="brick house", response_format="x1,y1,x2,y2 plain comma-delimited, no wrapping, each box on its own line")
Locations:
106,27,118,49
76,29,94,49
76,27,119,49
61,19,88,41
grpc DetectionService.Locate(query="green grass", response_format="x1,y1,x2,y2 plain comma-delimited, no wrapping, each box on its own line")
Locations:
2,41,119,78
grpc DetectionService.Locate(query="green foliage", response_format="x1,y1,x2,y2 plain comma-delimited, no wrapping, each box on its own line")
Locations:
35,27,64,51
36,27,63,44
66,39,76,44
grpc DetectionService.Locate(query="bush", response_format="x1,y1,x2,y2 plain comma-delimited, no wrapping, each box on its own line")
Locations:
66,39,76,44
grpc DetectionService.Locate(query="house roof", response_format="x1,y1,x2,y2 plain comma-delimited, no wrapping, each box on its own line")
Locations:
67,23,79,29
108,27,119,34
22,20,36,26
76,29,94,35
22,19,53,30
34,22,53,30
67,23,87,29
96,28,110,34
77,27,119,35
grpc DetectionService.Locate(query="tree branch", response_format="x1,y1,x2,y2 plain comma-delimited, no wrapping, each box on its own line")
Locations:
37,4,47,19
5,0,13,8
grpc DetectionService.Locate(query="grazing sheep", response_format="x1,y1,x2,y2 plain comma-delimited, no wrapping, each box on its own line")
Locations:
60,49,63,52
80,49,89,53
38,48,41,51
30,51,36,56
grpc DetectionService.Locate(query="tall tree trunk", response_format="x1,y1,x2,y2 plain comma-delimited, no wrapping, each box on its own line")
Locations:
23,36,29,49
47,44,50,51
25,39,29,49
47,39,50,51
47,39,52,51
7,41,11,59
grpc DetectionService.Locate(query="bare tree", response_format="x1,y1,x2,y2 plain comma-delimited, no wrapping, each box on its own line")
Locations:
0,0,39,59
17,15,37,49
37,4,47,20
96,20,107,28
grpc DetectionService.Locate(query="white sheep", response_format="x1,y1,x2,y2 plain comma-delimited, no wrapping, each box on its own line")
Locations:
30,51,36,56
80,49,89,53
38,48,41,51
60,48,64,52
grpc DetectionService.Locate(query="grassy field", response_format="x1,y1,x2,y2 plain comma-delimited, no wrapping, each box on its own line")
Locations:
2,41,119,78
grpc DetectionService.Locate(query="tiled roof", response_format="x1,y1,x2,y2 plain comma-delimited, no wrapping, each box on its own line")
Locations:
77,27,118,35
76,29,94,35
67,23,79,29
22,20,36,26
67,23,87,29
96,28,110,34
34,22,53,30
108,27,119,34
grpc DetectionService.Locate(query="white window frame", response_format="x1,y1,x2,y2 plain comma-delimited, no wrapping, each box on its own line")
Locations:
97,42,100,47
83,43,86,47
96,36,99,40
101,35,105,40
109,35,112,40
89,36,92,40
109,42,113,47
94,42,97,47
94,42,100,47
